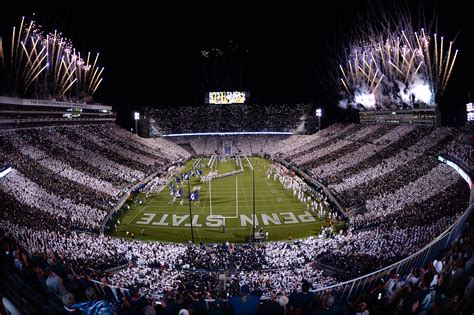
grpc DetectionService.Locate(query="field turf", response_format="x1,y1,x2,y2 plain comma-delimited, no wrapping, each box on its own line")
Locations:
109,157,334,243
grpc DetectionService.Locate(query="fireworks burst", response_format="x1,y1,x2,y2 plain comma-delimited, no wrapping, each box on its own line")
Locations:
336,7,458,110
1,16,103,101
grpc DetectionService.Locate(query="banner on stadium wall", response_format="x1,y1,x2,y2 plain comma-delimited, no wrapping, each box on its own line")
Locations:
0,96,112,111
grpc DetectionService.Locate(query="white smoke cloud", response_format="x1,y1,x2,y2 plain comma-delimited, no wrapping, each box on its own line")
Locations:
338,88,376,110
354,89,376,110
396,80,411,104
410,76,433,105
338,99,348,109
396,75,433,107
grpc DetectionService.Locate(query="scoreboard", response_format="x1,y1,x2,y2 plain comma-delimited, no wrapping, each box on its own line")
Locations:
207,91,247,104
467,103,474,122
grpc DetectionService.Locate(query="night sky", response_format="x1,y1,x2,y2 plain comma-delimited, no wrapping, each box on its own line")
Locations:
1,1,472,129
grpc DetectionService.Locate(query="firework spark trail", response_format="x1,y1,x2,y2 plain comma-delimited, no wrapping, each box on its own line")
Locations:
90,67,104,95
337,27,458,110
3,17,104,100
88,53,100,92
442,49,458,92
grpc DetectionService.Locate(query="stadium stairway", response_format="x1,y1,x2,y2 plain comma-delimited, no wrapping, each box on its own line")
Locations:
345,203,368,218
177,143,197,156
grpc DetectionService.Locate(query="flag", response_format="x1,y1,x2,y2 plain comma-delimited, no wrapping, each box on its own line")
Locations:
175,187,183,198
189,190,199,201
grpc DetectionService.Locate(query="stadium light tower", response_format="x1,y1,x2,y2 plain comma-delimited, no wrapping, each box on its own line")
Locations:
134,112,140,135
316,108,322,131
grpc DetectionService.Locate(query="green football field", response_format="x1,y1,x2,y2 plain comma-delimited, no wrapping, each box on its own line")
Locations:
109,157,336,243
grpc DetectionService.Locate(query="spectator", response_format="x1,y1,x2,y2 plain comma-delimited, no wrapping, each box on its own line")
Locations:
228,285,260,315
71,287,117,315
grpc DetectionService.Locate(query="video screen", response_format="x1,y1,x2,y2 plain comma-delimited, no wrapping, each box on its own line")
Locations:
467,103,474,122
209,91,246,104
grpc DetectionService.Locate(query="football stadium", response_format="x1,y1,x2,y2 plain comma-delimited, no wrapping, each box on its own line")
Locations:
0,2,473,315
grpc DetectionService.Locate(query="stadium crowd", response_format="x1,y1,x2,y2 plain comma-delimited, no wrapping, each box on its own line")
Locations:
443,122,474,172
0,122,472,314
2,213,474,314
145,103,309,134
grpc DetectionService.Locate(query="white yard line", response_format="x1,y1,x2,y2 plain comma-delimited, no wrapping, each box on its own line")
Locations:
234,176,239,218
127,201,151,225
244,155,253,170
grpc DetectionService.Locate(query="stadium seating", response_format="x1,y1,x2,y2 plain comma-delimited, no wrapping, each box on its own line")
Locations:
0,122,472,314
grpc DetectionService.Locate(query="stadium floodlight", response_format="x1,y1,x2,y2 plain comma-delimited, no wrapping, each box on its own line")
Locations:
316,109,322,131
134,112,140,135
